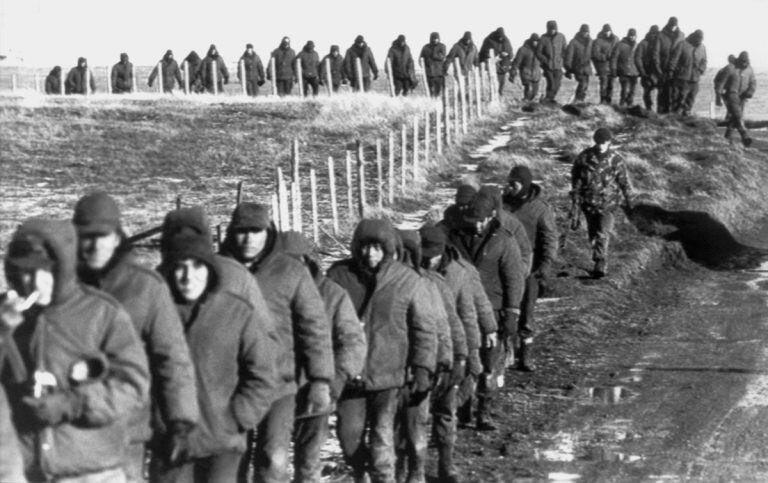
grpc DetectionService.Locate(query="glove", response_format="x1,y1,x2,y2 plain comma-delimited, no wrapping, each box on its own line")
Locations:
564,71,573,80
483,331,498,349
450,357,466,386
411,367,431,396
23,391,83,425
502,308,520,334
330,374,347,400
305,380,332,415
257,79,265,87
166,421,194,466
147,81,153,87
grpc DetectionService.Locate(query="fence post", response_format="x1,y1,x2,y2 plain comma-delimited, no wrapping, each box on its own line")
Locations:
291,139,302,233
85,68,90,96
400,124,408,193
60,68,65,95
423,111,430,176
385,57,395,97
453,59,466,134
105,67,111,94
355,58,364,92
183,61,190,94
419,58,429,96
131,65,137,94
376,139,383,211
270,57,277,96
277,167,290,232
709,100,715,120
356,140,367,218
345,151,354,215
388,131,395,205
436,104,443,155
324,58,333,96
443,81,452,146
310,168,319,244
475,67,482,117
240,60,247,95
296,58,304,97
488,48,496,103
157,62,164,94
466,68,474,120
412,116,419,187
452,67,461,139
211,61,218,95
271,193,280,232
328,156,339,234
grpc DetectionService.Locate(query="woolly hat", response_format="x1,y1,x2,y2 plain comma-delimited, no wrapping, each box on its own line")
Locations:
396,34,406,43
419,225,447,259
628,28,637,37
649,25,660,34
397,229,422,270
737,51,750,66
462,31,473,42
579,24,590,34
246,43,253,49
6,233,54,271
593,127,613,144
667,16,678,28
455,184,478,205
430,32,440,42
355,35,365,44
546,20,558,31
507,166,533,193
351,218,397,257
464,192,496,223
529,33,540,42
73,191,121,236
602,24,612,33
229,203,271,232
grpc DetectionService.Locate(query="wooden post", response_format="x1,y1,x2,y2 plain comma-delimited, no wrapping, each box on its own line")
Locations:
310,168,319,244
385,57,395,97
35,72,41,93
270,57,277,95
328,156,339,234
709,100,715,120
60,68,65,95
271,193,280,231
345,151,354,215
474,67,482,117
240,60,246,95
423,111,430,173
443,81,452,146
356,140,366,218
183,61,190,94
400,124,408,193
236,181,243,205
436,105,443,155
211,61,218,95
419,58,429,96
388,132,395,205
412,116,419,186
11,74,16,92
355,57,364,92
324,58,333,96
291,139,302,233
85,68,90,96
452,67,461,138
453,58,466,134
277,167,290,232
157,62,164,94
132,65,137,94
295,58,304,97
375,139,383,210
465,67,474,120
105,67,111,94
488,48,496,103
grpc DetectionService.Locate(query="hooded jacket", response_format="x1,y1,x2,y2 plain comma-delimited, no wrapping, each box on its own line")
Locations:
719,55,756,100
296,42,320,79
388,38,416,80
420,35,447,78
320,48,345,85
183,51,203,90
634,30,658,79
537,30,567,72
479,186,533,273
110,54,134,93
446,37,479,76
238,49,266,85
652,24,685,79
65,58,95,94
77,248,198,443
513,38,542,83
199,45,229,91
612,36,639,77
343,39,379,81
269,39,296,81
327,219,437,390
1,219,149,478
502,184,558,274
571,146,632,211
161,236,278,458
592,30,619,76
479,29,513,74
669,31,707,82
148,51,183,91
565,32,593,76
45,66,62,94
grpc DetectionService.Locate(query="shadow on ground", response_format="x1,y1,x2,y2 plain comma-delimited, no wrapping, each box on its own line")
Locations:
627,203,767,270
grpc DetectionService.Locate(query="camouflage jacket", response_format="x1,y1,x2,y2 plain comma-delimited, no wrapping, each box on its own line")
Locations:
571,146,632,211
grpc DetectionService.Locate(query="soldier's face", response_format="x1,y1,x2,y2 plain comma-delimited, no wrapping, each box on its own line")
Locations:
427,254,442,270
9,268,53,306
474,216,493,234
597,141,611,154
506,181,524,197
172,258,209,303
361,243,384,269
233,229,268,261
78,231,121,270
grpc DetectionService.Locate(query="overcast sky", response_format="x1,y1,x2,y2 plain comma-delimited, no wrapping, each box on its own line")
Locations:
1,0,766,69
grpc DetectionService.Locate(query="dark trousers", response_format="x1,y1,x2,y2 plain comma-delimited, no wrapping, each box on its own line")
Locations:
394,77,412,96
276,79,293,96
496,73,507,96
302,76,319,96
597,73,615,103
543,69,562,101
150,452,242,483
337,387,400,482
394,386,430,481
351,77,372,92
253,393,295,483
522,80,539,101
641,76,656,110
657,78,675,113
724,94,749,141
518,274,540,341
431,375,458,477
294,414,328,483
574,74,589,102
583,209,615,263
427,76,445,97
619,76,638,106
245,79,260,97
674,79,699,115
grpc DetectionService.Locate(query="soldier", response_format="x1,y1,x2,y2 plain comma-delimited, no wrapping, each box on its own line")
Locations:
327,219,436,483
238,43,266,97
478,185,533,273
269,37,297,96
512,33,542,101
148,50,183,93
65,57,95,94
717,51,756,147
537,20,567,103
0,218,149,482
612,29,640,107
501,167,558,371
421,32,447,97
592,24,619,104
220,203,334,483
669,29,706,116
155,225,278,482
111,53,134,94
279,232,367,483
652,16,685,114
320,45,345,93
199,44,229,94
564,24,593,103
344,35,379,92
713,54,737,110
296,41,321,97
634,25,660,110
570,128,633,278
446,32,479,80
447,192,525,430
479,27,514,96
388,35,416,96
72,193,199,483
44,66,62,95
182,51,204,93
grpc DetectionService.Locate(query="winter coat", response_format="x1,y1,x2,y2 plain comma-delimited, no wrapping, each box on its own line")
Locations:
479,33,514,74
537,32,567,72
238,52,266,85
44,67,61,94
421,274,453,369
343,44,378,80
182,51,203,91
420,42,447,77
438,257,481,374
565,35,593,76
496,209,534,274
1,219,148,478
424,270,468,362
612,37,639,77
502,184,558,274
110,59,134,93
448,219,526,312
592,32,619,76
296,48,320,79
0,386,25,483
269,45,297,81
571,146,632,212
720,64,756,99
652,27,685,79
320,53,345,85
78,251,198,443
166,260,278,458
387,42,416,80
199,51,229,91
634,36,655,79
446,41,478,76
220,229,334,396
669,36,707,82
327,220,437,390
149,58,183,91
513,40,542,83
65,66,95,94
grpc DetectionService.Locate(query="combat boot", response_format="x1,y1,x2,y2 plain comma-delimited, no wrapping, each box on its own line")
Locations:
516,338,537,372
437,445,460,483
593,260,607,278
